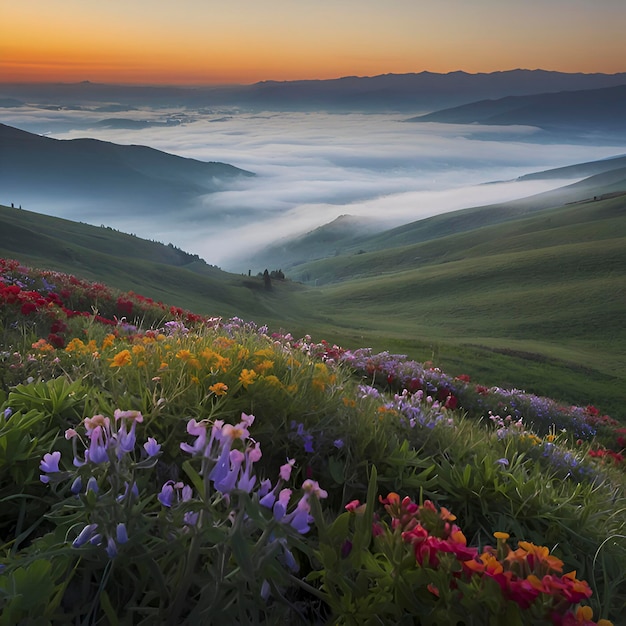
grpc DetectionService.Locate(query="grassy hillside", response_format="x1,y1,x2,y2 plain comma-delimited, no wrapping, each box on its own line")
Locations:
2,185,625,418
246,161,626,272
285,194,626,416
0,204,302,324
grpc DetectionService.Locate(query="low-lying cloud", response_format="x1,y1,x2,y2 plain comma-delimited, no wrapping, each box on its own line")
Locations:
4,106,625,271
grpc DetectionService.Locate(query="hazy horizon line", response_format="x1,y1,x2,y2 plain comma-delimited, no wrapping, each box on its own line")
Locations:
3,67,626,89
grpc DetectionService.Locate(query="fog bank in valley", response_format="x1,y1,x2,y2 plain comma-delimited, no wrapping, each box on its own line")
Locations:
3,106,625,271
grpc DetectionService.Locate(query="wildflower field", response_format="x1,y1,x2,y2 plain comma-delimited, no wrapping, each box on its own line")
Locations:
1,257,625,625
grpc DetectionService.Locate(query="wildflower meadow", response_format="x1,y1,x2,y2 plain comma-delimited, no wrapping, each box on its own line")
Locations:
1,257,625,625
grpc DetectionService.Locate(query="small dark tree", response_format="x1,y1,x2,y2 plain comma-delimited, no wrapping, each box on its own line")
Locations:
263,269,272,290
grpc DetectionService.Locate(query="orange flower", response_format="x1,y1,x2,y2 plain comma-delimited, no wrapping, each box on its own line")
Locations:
239,369,258,388
101,334,116,350
209,382,229,396
33,338,55,352
110,349,132,368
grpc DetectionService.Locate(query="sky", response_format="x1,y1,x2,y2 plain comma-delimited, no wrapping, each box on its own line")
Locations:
2,0,626,85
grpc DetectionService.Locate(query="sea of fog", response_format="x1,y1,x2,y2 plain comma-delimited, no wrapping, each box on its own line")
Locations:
4,107,626,271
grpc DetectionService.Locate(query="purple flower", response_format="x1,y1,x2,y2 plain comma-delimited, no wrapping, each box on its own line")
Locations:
3,407,12,419
285,498,312,534
272,488,292,521
116,422,137,456
105,536,118,558
180,419,208,455
214,449,245,494
333,439,344,449
116,523,128,544
86,426,109,464
86,476,99,494
70,476,83,494
72,523,99,548
40,451,61,474
303,434,315,454
158,481,176,507
143,437,161,457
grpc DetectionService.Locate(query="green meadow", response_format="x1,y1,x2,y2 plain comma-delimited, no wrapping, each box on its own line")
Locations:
2,184,625,417
2,170,626,622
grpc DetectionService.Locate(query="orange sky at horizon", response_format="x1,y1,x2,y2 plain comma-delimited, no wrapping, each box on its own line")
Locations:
2,1,626,85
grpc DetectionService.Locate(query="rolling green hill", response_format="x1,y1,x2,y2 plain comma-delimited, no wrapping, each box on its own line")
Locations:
1,168,625,417
0,204,304,324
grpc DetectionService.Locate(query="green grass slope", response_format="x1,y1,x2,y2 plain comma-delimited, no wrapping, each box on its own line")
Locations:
286,194,626,416
0,204,306,324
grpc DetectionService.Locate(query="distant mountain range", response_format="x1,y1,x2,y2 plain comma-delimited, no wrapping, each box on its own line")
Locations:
411,84,626,135
2,69,626,113
0,123,252,218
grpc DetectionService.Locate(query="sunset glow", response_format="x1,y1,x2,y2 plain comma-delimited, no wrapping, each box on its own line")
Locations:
2,0,626,84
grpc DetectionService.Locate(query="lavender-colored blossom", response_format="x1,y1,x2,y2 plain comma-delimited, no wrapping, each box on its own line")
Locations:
70,476,83,494
273,488,292,521
3,407,12,419
143,437,161,457
105,536,118,558
72,523,99,548
285,497,312,534
180,419,208,455
40,451,61,474
214,449,245,494
86,477,99,494
158,481,176,507
333,439,344,449
86,426,109,464
116,523,129,544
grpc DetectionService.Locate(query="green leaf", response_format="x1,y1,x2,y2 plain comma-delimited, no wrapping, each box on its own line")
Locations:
100,590,119,626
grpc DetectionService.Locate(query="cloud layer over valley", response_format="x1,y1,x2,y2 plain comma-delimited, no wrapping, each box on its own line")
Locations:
3,106,625,272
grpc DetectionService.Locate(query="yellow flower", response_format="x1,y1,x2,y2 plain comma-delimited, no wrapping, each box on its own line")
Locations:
191,376,200,385
239,368,258,388
256,359,274,374
209,382,229,396
263,375,283,388
176,349,193,361
254,348,275,359
188,358,201,370
110,349,132,368
132,344,145,356
237,347,250,361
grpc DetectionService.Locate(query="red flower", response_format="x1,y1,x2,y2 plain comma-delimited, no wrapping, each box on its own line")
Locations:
20,301,38,315
47,333,65,348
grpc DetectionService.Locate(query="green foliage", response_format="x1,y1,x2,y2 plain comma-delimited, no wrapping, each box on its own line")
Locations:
0,257,625,623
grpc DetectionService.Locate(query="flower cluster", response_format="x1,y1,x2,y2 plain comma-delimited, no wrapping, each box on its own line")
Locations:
175,412,328,535
359,493,613,626
39,409,162,558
